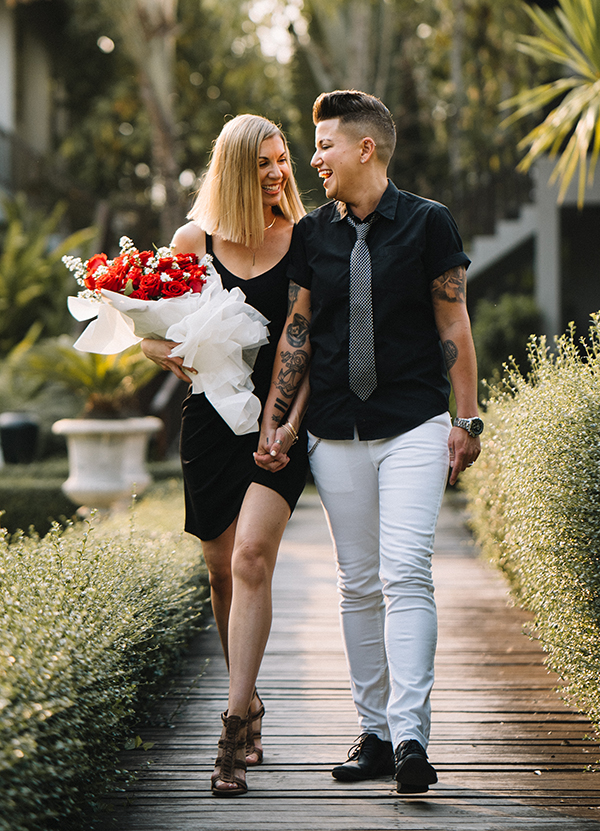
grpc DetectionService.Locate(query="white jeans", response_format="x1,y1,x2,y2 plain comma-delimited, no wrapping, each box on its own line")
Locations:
308,413,451,750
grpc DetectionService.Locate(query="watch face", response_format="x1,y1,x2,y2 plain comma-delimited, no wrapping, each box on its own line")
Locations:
470,417,484,436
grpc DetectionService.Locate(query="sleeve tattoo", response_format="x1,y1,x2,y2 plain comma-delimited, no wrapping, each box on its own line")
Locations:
443,339,458,370
276,349,309,399
286,313,309,348
287,281,301,315
431,266,466,303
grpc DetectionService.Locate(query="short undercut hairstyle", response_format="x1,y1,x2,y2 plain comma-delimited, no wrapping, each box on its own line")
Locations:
312,90,396,166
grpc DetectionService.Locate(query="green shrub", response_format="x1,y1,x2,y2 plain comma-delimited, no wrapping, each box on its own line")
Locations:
0,481,207,830
462,317,600,733
0,461,182,536
0,194,95,357
0,477,78,536
471,292,542,394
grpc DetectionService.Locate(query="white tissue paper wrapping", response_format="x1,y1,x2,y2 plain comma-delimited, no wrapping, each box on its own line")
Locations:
67,256,270,435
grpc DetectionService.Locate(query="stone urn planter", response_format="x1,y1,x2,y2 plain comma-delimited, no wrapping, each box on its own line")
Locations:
52,416,162,510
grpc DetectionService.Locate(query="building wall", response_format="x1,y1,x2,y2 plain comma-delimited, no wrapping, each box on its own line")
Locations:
17,26,52,155
0,4,16,134
534,158,600,339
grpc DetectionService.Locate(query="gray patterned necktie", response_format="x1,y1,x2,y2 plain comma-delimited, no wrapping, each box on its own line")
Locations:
347,213,378,400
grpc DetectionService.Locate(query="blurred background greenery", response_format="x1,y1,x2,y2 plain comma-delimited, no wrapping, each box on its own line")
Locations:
1,0,596,503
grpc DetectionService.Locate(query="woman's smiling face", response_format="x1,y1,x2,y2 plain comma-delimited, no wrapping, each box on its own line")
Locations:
258,134,290,207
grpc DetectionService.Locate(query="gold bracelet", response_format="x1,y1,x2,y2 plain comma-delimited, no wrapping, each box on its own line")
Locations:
282,421,299,444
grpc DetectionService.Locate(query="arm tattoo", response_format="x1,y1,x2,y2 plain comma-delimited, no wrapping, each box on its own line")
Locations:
287,281,301,315
276,349,309,398
273,397,288,415
443,339,458,370
286,313,309,348
431,266,466,303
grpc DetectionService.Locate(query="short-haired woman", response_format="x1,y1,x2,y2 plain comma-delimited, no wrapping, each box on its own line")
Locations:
142,114,308,796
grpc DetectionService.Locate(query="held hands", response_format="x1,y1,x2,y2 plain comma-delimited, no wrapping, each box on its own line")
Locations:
140,338,197,383
448,426,481,486
254,423,293,473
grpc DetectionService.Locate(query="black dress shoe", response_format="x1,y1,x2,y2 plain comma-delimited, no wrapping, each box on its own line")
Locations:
394,739,438,793
332,733,395,781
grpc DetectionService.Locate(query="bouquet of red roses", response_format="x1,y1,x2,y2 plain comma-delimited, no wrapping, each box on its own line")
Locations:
63,237,269,435
69,236,208,300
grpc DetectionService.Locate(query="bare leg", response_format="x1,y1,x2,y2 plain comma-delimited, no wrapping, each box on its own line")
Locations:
201,519,237,666
212,483,291,792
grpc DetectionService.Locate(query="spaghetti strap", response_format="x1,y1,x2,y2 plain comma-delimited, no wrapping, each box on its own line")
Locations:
205,233,214,255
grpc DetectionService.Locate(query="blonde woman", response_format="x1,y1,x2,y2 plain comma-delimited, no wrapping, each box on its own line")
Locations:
141,115,308,795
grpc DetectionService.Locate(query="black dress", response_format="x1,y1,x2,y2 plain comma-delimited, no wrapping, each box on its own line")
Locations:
180,234,308,541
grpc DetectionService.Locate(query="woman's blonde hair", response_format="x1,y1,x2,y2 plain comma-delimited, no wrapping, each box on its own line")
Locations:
188,114,305,248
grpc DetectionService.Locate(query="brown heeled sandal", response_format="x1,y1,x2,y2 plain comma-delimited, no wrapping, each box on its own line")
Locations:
211,712,248,796
246,689,265,766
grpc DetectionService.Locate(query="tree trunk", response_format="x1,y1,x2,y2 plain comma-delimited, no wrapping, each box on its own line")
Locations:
100,0,184,241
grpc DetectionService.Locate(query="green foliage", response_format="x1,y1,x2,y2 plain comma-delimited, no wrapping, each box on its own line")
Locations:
462,316,600,732
0,481,207,831
501,0,600,206
0,477,77,536
0,194,95,357
292,1,538,205
471,292,543,392
55,0,296,235
22,337,160,417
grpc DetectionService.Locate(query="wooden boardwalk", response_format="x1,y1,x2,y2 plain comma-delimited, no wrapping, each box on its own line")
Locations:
103,489,600,830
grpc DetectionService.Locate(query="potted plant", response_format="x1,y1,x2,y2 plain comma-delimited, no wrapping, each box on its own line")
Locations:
23,336,163,510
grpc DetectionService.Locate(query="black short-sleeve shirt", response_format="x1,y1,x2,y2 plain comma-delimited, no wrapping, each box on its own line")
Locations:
289,180,470,440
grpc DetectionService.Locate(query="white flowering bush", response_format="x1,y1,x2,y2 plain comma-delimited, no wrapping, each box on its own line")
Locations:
462,317,600,733
0,481,207,830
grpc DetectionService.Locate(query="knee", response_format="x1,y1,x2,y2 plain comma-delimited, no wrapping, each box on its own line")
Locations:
337,581,384,614
207,561,232,596
232,541,270,587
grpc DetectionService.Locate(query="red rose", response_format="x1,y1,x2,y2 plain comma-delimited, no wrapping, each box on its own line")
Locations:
126,266,144,290
129,288,150,300
161,280,190,297
95,268,128,293
187,278,205,294
157,257,175,271
139,273,163,298
84,253,109,289
87,253,108,275
176,253,198,268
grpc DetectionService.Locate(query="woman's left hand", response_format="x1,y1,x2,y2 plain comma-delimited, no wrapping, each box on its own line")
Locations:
254,425,292,472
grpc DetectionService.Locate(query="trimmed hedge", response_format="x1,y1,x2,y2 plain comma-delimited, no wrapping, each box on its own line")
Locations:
462,318,600,734
0,480,207,830
0,459,182,536
0,477,78,536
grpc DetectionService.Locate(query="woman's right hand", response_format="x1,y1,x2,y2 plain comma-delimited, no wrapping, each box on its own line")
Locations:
141,338,197,383
254,423,291,472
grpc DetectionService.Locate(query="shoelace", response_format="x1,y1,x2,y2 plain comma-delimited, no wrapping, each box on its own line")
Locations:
347,732,371,761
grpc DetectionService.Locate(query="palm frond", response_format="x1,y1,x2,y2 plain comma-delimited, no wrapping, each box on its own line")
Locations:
501,0,600,207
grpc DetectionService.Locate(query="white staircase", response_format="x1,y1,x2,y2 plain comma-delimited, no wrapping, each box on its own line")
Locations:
466,203,538,279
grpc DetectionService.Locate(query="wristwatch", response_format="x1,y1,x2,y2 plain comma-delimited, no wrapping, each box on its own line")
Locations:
453,416,484,437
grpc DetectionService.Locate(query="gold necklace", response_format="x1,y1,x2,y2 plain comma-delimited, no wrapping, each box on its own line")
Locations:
249,216,277,265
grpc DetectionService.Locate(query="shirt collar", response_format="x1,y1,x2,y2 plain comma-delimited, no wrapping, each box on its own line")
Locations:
332,179,399,223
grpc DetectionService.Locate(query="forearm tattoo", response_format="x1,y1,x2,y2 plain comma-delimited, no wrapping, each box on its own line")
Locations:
276,349,309,398
286,313,309,348
287,281,301,315
431,266,466,303
443,339,458,370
